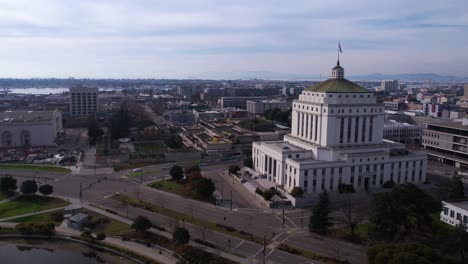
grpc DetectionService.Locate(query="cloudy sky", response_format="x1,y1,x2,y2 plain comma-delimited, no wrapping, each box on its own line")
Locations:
0,0,466,78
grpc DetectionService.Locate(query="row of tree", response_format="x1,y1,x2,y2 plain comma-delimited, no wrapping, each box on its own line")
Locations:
263,108,291,125
169,165,215,200
0,176,53,196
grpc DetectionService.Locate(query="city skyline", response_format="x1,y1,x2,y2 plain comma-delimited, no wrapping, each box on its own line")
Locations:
0,0,466,78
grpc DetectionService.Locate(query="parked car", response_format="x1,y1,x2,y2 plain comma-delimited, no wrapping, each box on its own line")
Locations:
132,168,142,172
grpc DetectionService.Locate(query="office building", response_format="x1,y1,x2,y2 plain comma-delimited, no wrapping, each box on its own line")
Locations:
381,80,399,93
220,96,267,109
383,120,422,144
246,100,289,115
422,122,468,169
70,86,98,117
252,61,427,195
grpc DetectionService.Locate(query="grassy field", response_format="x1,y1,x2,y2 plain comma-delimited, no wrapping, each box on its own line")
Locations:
111,194,263,244
7,209,64,225
148,180,186,196
83,209,132,235
127,169,166,178
0,195,70,219
0,164,71,173
134,142,166,154
0,192,16,201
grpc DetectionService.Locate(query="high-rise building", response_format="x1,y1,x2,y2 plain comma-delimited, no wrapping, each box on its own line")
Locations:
464,84,468,97
252,60,427,197
381,80,399,93
69,86,98,117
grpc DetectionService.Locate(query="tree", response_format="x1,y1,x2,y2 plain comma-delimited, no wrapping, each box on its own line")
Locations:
173,227,190,246
87,115,104,145
448,174,465,201
228,165,240,174
368,242,450,264
20,180,38,195
185,165,201,175
170,165,184,182
131,216,152,233
38,184,54,196
243,158,253,168
96,232,106,241
290,187,304,198
309,191,333,235
0,176,17,193
340,199,366,238
108,102,132,140
192,178,215,200
370,184,441,240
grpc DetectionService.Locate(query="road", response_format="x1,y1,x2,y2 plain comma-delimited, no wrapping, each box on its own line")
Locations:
1,164,368,264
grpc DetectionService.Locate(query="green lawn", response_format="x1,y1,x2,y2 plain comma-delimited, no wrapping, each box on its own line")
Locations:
0,195,70,219
7,209,64,225
78,209,131,235
134,142,166,154
128,169,162,178
148,180,186,196
0,191,16,201
0,164,71,173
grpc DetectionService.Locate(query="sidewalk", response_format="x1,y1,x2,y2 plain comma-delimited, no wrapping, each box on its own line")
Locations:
0,206,68,222
0,193,21,205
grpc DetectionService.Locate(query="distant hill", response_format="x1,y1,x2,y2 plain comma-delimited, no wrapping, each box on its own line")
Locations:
193,71,320,80
349,73,468,82
194,71,468,82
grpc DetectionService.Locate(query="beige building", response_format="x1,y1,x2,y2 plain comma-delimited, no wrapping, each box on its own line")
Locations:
69,86,98,117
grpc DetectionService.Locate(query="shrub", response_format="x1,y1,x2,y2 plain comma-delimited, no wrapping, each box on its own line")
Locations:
338,184,355,193
383,180,395,188
228,165,240,175
16,222,55,236
255,187,264,196
96,232,106,241
290,187,304,198
50,211,64,222
173,227,190,246
262,190,274,201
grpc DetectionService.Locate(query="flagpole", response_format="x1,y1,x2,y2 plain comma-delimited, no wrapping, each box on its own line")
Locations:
338,41,340,62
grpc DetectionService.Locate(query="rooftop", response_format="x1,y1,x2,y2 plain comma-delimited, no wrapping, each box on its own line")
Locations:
69,212,88,223
305,78,371,93
0,110,58,123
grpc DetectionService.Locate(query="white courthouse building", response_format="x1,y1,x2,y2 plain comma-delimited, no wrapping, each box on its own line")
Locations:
252,61,427,195
0,110,62,147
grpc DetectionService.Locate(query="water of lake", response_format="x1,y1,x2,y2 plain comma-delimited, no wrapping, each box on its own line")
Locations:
0,244,108,264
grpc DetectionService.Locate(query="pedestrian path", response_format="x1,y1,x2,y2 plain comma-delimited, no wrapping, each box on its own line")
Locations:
0,206,68,222
0,193,21,205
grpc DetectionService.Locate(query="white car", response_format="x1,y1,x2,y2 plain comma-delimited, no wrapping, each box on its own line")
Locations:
132,168,142,172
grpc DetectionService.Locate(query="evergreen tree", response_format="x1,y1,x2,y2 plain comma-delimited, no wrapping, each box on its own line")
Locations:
309,191,333,235
448,174,465,201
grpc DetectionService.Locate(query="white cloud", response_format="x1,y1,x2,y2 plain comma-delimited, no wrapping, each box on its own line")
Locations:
0,0,465,77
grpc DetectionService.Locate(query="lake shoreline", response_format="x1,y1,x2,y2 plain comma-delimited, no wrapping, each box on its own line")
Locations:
0,238,137,264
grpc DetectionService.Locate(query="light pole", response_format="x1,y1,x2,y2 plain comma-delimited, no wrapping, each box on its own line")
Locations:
140,170,143,184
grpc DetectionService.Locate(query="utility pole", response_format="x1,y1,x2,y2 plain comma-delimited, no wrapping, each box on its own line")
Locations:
262,235,266,264
282,203,285,228
79,182,83,203
301,209,304,229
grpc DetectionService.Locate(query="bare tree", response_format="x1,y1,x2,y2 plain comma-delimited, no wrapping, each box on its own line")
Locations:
339,198,367,238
